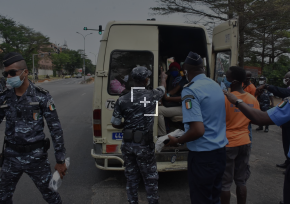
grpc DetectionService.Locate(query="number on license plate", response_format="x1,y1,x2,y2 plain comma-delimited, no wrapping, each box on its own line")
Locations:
112,132,123,140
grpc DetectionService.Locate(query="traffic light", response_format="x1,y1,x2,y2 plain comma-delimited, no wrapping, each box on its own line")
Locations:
99,25,102,35
84,27,88,30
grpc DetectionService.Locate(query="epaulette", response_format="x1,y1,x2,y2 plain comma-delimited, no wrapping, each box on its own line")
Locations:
35,86,49,94
181,95,195,101
0,88,8,96
120,89,130,97
183,82,194,88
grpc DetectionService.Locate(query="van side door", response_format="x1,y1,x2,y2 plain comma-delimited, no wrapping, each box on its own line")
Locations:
100,25,159,153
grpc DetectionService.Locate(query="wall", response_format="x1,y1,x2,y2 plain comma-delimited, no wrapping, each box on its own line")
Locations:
38,69,53,76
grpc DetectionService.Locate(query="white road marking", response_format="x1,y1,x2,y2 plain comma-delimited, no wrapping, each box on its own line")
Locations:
82,93,86,95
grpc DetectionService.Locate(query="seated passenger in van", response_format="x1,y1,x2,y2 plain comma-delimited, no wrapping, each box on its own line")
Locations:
158,62,188,136
110,74,129,94
166,62,182,91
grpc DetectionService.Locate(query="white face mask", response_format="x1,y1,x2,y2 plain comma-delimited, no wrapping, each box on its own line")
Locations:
283,78,289,86
259,81,265,85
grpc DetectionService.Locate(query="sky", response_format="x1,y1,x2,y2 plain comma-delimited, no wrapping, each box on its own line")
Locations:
1,0,190,63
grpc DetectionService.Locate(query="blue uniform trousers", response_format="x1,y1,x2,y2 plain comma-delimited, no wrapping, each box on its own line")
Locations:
121,142,159,204
0,156,62,204
188,147,226,204
282,121,290,164
284,165,290,203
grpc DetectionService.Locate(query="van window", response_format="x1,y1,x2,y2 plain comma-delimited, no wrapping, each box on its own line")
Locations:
108,51,154,95
215,51,231,81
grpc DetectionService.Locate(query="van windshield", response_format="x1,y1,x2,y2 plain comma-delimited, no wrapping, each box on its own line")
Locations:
108,51,154,95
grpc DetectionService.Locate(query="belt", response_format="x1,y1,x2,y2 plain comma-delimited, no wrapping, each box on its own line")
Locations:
123,129,154,145
5,140,45,153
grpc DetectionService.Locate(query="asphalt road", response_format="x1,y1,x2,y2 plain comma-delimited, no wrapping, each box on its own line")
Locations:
0,78,287,204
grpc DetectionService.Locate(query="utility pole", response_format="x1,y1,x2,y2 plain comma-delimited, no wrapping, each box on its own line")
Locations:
32,53,41,84
90,52,97,65
76,32,93,82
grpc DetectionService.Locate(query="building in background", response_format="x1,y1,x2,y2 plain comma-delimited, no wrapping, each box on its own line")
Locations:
244,66,262,78
37,42,67,76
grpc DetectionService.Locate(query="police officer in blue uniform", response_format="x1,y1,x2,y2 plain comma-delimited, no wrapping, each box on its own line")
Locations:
256,72,290,169
166,52,228,204
111,66,167,204
225,91,290,204
0,53,67,204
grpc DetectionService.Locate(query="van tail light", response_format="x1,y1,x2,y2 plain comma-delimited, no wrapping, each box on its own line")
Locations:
106,145,118,153
93,109,101,137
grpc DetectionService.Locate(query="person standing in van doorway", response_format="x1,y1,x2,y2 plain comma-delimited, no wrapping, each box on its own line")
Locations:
0,52,67,204
111,66,167,204
165,52,228,204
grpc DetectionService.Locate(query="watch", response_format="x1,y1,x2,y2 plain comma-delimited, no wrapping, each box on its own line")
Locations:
235,99,243,107
57,160,65,164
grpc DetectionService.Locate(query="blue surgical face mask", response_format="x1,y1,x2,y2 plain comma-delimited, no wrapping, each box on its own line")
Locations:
170,70,179,77
217,77,223,84
7,70,25,88
223,77,232,88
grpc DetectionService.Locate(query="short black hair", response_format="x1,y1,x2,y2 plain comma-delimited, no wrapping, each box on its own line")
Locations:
229,66,246,83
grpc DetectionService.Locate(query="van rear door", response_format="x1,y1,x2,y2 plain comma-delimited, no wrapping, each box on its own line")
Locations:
100,25,159,154
211,19,239,80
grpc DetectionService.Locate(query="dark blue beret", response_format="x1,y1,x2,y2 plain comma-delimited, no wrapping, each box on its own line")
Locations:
2,52,24,67
184,52,203,66
131,66,152,81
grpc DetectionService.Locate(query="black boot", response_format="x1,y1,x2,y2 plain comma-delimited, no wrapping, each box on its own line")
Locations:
264,126,269,132
276,162,289,169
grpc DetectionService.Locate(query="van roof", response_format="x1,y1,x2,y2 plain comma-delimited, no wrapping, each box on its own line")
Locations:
107,20,206,29
102,21,210,43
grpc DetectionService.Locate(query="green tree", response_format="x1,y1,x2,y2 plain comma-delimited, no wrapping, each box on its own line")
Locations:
0,15,51,71
151,0,290,67
51,53,70,76
84,58,96,75
263,55,290,87
63,50,82,75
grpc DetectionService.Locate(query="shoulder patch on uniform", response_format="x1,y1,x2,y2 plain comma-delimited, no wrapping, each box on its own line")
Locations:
278,101,287,108
35,86,49,94
185,99,192,109
183,82,194,88
47,99,56,111
182,95,195,101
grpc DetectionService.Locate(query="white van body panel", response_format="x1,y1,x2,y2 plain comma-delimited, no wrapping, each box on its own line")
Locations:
92,20,239,171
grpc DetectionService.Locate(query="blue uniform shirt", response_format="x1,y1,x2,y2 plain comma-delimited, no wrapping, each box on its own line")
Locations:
267,97,290,157
181,74,228,152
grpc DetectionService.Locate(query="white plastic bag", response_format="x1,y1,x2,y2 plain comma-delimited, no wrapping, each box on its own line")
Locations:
155,129,185,152
49,157,70,192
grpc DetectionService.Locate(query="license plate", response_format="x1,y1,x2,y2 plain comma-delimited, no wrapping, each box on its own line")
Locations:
112,132,123,140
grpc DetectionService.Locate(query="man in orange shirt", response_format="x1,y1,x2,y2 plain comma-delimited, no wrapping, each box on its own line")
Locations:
221,67,260,204
243,71,256,145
